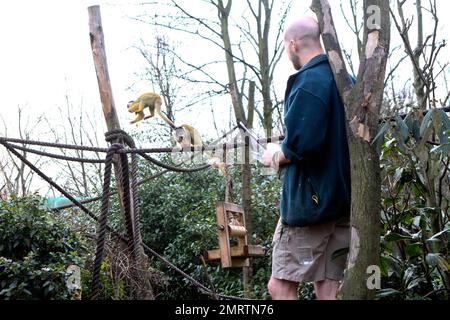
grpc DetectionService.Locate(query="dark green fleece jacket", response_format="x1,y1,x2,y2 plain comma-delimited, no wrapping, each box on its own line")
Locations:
280,54,351,226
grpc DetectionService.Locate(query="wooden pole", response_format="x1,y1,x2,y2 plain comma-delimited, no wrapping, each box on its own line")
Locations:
88,5,153,299
88,4,135,240
88,5,120,131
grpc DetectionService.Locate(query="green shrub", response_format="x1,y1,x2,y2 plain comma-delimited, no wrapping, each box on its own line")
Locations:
0,195,87,299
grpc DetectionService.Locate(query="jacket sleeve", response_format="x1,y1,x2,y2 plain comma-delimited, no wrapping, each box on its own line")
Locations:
281,87,330,162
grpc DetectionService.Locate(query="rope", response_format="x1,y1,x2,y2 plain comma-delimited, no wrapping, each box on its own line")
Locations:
90,144,120,299
4,142,106,163
51,170,168,211
131,151,144,264
108,129,146,264
140,242,248,300
0,127,249,300
105,129,145,263
53,125,241,211
0,140,101,223
138,152,211,173
118,146,135,257
0,125,253,156
0,136,109,153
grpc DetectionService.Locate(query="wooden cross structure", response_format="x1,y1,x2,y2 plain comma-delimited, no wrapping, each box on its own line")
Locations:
205,202,265,268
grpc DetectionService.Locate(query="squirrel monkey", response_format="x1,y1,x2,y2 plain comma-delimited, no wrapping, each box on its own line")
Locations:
172,124,203,149
127,92,176,127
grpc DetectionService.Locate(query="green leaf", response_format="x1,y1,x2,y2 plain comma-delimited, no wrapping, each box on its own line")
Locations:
427,227,450,242
426,253,450,271
393,167,404,187
395,115,409,142
435,110,450,142
376,288,401,299
379,256,389,277
404,113,421,141
384,232,412,242
372,122,390,146
405,243,422,257
420,109,434,137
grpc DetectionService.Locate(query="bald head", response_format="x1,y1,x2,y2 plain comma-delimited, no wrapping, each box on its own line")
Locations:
284,17,321,47
284,17,324,69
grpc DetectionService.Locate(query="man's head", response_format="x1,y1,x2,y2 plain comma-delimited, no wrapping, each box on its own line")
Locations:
284,17,324,70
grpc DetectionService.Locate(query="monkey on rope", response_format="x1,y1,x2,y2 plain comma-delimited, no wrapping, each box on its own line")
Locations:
172,124,203,149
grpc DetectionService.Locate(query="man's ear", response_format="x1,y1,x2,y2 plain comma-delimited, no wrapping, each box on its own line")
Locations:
292,40,300,52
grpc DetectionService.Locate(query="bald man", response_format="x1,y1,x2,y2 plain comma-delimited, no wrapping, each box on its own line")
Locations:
262,17,351,300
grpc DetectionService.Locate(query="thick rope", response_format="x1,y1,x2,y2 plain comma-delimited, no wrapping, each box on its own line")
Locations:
118,147,135,257
52,126,241,211
4,142,106,163
131,152,144,264
51,170,168,211
0,136,109,152
0,141,101,223
138,152,211,173
1,128,249,300
105,130,144,263
90,144,119,299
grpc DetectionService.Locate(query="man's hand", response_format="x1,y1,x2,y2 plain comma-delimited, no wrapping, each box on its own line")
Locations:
262,143,282,167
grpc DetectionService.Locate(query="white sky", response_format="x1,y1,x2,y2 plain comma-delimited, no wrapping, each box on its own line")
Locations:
0,0,449,194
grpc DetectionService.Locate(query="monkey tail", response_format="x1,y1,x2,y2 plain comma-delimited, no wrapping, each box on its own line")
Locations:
158,111,176,129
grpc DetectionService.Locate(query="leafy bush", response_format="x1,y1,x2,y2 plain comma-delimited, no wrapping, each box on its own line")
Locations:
0,195,88,299
375,110,450,300
138,160,282,299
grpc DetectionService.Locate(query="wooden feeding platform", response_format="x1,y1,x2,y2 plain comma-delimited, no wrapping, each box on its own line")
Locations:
205,202,265,268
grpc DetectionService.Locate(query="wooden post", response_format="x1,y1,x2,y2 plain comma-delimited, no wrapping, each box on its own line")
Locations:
88,4,136,244
88,5,152,299
88,6,120,131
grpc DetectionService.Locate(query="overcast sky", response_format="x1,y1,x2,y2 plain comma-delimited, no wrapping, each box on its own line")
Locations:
0,1,448,137
0,0,309,141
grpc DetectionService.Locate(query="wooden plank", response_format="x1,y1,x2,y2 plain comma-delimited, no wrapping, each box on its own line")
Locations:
245,245,266,257
216,201,232,267
206,246,246,261
223,202,244,213
205,245,265,261
231,258,250,268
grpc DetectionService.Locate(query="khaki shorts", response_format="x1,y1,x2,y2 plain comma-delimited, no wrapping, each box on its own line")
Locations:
271,217,350,283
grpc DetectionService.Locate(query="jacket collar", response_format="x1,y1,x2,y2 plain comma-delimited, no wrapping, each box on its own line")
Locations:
284,54,328,102
298,53,328,74
284,53,328,101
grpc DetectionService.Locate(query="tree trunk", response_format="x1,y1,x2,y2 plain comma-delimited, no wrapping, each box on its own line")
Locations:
242,81,256,299
217,0,246,123
311,0,390,299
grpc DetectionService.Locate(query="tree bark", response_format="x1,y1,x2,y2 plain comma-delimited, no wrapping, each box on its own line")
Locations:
242,81,255,299
311,0,390,299
217,0,246,123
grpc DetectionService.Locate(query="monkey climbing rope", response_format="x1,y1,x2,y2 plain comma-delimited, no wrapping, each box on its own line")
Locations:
0,126,250,300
